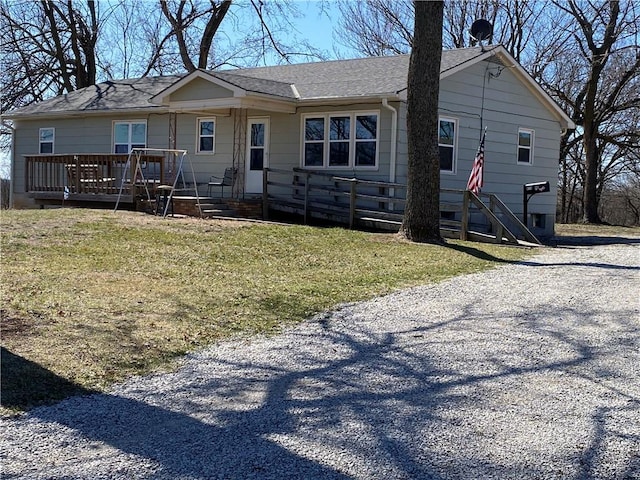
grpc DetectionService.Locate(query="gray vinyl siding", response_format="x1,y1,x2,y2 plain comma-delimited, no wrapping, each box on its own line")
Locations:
391,60,562,236
11,114,170,204
10,55,564,237
170,77,234,101
439,60,561,236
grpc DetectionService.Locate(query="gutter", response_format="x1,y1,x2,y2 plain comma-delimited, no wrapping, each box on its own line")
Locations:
381,98,398,210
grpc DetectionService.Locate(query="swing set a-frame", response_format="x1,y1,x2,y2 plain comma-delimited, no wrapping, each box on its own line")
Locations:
113,148,202,217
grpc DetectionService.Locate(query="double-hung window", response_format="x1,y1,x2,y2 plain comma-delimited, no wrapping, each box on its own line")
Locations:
113,120,146,154
303,112,379,169
518,128,534,164
39,128,55,154
438,117,457,173
197,118,216,153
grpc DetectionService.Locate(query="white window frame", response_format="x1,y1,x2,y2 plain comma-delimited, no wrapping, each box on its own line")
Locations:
39,127,55,154
301,111,380,170
112,120,147,154
438,116,458,174
196,117,216,154
517,128,534,165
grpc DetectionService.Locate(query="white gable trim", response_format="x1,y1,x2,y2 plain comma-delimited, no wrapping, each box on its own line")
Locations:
150,69,297,113
151,70,245,105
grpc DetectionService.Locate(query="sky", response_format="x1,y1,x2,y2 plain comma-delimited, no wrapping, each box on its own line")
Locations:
0,1,353,179
294,1,352,58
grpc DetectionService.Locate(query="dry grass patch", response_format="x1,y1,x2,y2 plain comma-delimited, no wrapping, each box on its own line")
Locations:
1,208,531,414
555,223,640,237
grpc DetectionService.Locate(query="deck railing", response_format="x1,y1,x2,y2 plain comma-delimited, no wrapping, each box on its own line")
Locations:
263,168,541,245
25,154,164,197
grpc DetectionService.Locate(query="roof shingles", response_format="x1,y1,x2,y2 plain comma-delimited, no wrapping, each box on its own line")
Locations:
5,46,494,117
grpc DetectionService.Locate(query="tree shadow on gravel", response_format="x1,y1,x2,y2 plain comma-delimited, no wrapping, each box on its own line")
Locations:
14,299,637,479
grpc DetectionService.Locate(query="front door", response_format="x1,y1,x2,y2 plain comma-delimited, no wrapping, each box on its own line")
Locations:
245,117,269,194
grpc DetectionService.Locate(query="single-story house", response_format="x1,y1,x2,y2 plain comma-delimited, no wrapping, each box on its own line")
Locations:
3,44,574,238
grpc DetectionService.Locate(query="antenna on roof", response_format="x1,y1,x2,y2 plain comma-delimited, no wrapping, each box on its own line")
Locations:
470,19,493,51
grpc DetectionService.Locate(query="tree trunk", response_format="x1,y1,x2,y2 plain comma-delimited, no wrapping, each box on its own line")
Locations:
400,0,443,243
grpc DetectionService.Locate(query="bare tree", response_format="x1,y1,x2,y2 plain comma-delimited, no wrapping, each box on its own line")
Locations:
542,0,640,224
400,0,443,243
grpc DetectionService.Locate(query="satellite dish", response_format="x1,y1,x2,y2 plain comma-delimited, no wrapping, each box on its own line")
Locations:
470,19,493,46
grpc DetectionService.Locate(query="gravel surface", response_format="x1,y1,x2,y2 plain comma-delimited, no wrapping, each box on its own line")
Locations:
2,238,639,480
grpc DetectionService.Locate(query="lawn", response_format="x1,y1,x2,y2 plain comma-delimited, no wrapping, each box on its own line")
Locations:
1,209,532,414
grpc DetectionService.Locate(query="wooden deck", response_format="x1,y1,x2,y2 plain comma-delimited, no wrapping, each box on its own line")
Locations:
25,153,165,205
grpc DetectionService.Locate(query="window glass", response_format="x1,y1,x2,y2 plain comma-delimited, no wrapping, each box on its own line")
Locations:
114,121,146,153
114,124,129,144
131,123,146,144
439,120,455,145
200,121,214,137
39,128,54,154
439,146,454,171
356,115,377,140
250,149,264,170
200,137,214,152
329,142,349,166
305,118,324,141
304,143,324,166
329,117,350,140
303,113,378,169
197,118,215,153
251,123,265,147
438,118,456,172
518,129,533,163
355,142,376,166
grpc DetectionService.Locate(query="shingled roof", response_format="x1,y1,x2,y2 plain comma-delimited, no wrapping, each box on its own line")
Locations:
4,46,501,118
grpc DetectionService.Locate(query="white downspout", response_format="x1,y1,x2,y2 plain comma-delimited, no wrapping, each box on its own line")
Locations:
382,98,398,210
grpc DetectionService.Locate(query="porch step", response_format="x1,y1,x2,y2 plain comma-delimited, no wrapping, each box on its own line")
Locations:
199,202,238,218
170,196,235,218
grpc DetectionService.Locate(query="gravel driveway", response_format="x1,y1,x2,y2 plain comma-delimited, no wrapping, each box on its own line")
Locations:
2,237,639,480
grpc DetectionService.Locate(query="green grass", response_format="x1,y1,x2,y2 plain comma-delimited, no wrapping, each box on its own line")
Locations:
1,208,531,414
555,222,640,237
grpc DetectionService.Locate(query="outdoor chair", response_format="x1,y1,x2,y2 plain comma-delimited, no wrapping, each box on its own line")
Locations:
207,167,236,197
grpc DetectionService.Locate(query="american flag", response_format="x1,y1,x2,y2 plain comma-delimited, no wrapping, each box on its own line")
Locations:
467,130,486,195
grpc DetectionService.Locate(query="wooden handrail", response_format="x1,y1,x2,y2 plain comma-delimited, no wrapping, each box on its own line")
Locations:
263,168,541,245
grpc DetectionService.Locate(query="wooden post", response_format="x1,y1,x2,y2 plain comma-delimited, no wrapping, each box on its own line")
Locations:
262,168,269,220
460,190,470,241
304,172,310,225
349,179,357,229
490,195,503,243
74,155,81,194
